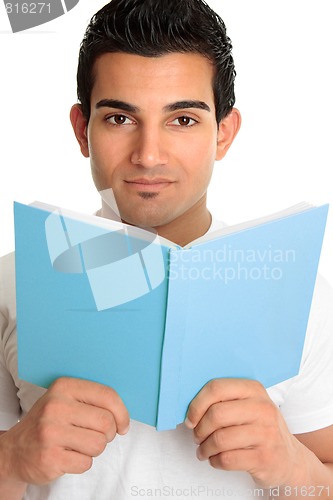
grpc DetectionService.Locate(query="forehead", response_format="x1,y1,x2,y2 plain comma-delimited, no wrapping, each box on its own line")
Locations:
90,52,215,108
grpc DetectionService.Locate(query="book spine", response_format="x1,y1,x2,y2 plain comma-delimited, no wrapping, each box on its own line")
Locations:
156,248,191,431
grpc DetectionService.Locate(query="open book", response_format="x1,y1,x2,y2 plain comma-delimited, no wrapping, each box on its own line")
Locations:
14,201,329,430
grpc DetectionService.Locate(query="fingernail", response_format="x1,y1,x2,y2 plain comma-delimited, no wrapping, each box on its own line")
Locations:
119,424,130,435
184,417,195,429
196,447,204,461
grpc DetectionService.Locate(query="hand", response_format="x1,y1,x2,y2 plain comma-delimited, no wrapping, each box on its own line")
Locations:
0,377,129,485
185,378,304,488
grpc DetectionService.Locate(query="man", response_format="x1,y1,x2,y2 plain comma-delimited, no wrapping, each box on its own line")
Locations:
1,0,333,498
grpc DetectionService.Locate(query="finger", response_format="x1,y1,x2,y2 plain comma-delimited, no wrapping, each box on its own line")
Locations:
68,401,118,442
193,398,270,444
207,448,260,473
196,424,258,461
60,426,110,458
23,448,94,483
185,378,266,429
37,396,118,442
49,378,130,435
29,417,112,459
61,450,93,475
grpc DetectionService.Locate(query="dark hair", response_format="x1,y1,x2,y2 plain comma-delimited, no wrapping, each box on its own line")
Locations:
77,0,236,124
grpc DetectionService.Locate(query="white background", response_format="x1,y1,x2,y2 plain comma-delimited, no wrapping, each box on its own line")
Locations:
0,0,332,285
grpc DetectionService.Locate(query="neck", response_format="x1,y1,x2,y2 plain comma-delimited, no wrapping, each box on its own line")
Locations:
100,196,212,247
153,199,212,247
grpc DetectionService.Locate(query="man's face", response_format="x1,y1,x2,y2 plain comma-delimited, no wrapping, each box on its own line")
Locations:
84,52,226,229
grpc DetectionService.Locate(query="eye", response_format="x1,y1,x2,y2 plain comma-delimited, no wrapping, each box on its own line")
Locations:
106,114,135,126
170,116,198,127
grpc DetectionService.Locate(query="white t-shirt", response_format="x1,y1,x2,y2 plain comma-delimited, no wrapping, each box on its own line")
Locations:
1,219,333,500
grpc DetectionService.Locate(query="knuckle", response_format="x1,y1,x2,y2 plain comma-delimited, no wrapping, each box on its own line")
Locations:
246,379,266,396
212,428,225,449
187,404,200,425
79,456,93,473
193,427,203,443
97,409,115,434
261,399,279,422
92,434,108,456
97,385,127,417
209,402,223,425
220,450,236,469
49,377,70,393
207,378,222,394
99,383,118,401
213,451,234,470
107,429,117,443
251,379,265,392
35,420,57,445
39,398,62,419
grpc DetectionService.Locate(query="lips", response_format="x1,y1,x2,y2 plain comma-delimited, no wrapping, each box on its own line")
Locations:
125,178,173,185
124,178,175,191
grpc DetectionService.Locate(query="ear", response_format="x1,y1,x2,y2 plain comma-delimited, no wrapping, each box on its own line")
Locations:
70,104,90,158
216,108,242,161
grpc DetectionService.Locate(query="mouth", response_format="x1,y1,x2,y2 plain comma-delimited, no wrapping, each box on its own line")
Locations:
124,178,175,191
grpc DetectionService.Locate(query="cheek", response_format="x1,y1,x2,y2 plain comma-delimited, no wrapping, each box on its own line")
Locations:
88,144,113,191
87,130,115,180
88,130,107,164
90,164,105,192
185,142,216,184
186,129,217,164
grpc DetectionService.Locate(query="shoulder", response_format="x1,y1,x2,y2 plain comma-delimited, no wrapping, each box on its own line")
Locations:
0,252,16,334
0,252,15,276
311,272,333,310
0,252,16,304
304,273,333,353
0,252,15,282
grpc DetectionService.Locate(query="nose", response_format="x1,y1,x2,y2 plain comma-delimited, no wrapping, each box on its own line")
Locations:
131,126,168,168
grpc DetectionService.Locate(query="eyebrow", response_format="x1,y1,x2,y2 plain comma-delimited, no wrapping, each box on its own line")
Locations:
95,99,211,113
96,99,139,113
164,100,211,113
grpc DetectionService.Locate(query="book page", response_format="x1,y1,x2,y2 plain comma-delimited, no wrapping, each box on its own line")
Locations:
187,202,314,248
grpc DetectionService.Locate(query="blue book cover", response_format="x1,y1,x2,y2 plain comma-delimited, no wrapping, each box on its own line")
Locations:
14,201,329,430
